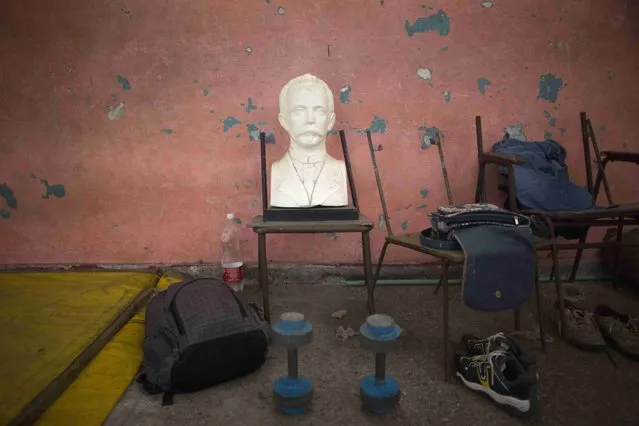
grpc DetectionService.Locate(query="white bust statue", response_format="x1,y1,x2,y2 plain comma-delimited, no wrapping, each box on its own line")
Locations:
270,74,349,208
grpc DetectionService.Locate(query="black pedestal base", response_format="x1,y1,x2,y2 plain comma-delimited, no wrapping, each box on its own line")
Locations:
263,205,359,222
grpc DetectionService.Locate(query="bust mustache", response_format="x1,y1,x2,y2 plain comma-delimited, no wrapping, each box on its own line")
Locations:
293,129,325,147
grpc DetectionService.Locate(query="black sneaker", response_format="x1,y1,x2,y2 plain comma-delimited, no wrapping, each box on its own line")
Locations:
454,350,540,419
461,332,536,366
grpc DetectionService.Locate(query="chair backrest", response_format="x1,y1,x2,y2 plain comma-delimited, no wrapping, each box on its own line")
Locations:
474,116,488,203
366,130,394,236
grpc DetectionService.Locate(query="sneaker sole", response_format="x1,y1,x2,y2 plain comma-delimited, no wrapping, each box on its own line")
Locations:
455,372,532,418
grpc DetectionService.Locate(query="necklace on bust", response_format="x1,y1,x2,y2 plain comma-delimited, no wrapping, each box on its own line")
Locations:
287,150,327,206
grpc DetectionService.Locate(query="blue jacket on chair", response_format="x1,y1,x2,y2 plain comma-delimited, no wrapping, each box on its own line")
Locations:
491,138,595,212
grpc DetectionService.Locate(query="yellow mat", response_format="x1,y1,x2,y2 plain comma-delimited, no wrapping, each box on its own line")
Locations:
0,272,160,426
35,273,184,426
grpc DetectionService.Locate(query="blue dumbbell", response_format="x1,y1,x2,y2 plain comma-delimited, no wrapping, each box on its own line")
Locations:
359,314,402,414
271,312,313,415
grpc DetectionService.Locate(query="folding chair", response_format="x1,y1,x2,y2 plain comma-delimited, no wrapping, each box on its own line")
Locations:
366,130,546,380
475,113,639,337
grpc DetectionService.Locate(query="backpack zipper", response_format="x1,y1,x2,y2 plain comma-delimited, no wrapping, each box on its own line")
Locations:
170,301,187,335
226,286,249,319
168,279,203,336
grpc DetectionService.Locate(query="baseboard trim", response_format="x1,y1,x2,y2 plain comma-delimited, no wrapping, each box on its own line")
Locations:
0,260,613,284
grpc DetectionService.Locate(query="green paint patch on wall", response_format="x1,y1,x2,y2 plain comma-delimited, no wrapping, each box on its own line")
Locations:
544,131,553,140
420,188,429,198
223,116,242,132
243,97,257,112
477,77,491,95
401,220,409,231
538,73,563,102
117,75,132,91
203,89,209,96
264,133,276,144
233,217,242,224
417,204,428,209
326,232,337,240
418,126,440,149
405,10,450,37
367,116,387,134
0,183,18,210
247,123,260,141
162,128,173,135
543,110,556,127
247,123,276,144
443,91,451,103
339,85,352,104
40,179,66,199
505,123,526,141
0,210,9,219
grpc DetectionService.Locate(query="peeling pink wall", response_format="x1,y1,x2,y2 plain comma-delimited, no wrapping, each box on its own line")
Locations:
1,0,638,265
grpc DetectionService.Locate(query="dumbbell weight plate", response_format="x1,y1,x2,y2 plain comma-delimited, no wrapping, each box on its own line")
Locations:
272,313,313,348
273,376,313,415
359,314,401,353
359,374,401,414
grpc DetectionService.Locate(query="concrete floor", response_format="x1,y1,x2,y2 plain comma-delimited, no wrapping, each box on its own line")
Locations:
105,280,639,425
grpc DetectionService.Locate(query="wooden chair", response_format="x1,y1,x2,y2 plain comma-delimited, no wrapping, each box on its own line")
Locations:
366,130,547,380
475,113,639,337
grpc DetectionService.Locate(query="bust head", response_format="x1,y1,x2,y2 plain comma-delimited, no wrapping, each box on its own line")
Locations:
278,74,336,152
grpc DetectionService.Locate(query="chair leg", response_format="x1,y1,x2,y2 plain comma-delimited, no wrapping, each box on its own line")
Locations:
258,233,270,323
373,241,389,286
549,246,562,281
568,235,588,282
362,231,375,314
441,260,451,381
551,243,567,338
433,274,443,295
535,266,546,353
613,219,624,289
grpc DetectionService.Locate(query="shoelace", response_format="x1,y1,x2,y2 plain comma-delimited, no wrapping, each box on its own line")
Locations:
481,332,508,353
569,307,597,329
466,349,510,390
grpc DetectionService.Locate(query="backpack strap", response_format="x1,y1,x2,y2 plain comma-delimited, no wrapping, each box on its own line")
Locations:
138,373,176,406
162,391,175,406
136,373,164,395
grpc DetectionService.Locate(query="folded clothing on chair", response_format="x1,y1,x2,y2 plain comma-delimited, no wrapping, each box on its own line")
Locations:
429,203,535,312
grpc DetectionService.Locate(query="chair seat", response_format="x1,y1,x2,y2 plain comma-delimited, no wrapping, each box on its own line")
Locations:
249,214,373,233
525,203,639,220
385,232,552,263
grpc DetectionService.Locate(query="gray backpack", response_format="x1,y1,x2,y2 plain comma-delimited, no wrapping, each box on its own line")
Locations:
138,277,270,405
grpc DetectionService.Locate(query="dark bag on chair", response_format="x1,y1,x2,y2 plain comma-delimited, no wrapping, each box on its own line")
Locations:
430,203,536,312
137,277,270,405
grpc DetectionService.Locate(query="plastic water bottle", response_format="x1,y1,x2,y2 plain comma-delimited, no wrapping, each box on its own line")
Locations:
221,213,244,292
